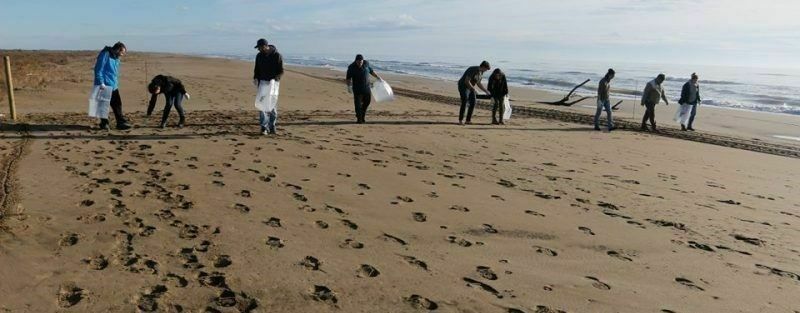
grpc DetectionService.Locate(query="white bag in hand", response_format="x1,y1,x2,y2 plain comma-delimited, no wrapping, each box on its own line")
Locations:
503,95,512,120
370,80,394,103
255,79,280,112
88,85,112,118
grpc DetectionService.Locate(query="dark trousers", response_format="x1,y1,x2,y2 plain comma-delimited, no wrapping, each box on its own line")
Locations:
641,102,656,128
491,97,505,122
161,93,186,124
688,103,698,128
110,90,127,125
458,87,477,122
354,93,371,122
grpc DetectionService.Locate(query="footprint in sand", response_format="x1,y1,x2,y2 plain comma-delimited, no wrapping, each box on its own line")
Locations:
341,219,359,230
57,283,83,308
533,246,558,257
482,224,499,234
82,254,109,270
300,256,322,271
339,239,364,249
240,190,252,198
194,240,212,252
579,226,596,236
477,266,498,280
59,233,79,247
315,220,329,229
447,236,473,247
525,210,546,217
266,237,285,249
675,277,704,291
383,233,408,246
450,205,470,212
607,250,633,262
585,276,611,290
311,285,337,304
233,203,250,213
264,217,282,228
164,273,188,288
213,255,232,268
404,294,438,310
462,277,503,299
357,264,380,278
396,196,414,203
412,212,427,222
400,255,429,271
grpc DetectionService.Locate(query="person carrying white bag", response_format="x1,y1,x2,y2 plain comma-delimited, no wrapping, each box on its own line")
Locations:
487,69,510,125
346,54,384,124
252,38,284,135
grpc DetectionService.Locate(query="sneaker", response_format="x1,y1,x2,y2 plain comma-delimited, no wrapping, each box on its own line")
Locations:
178,119,185,128
640,125,649,131
262,130,270,136
681,124,687,131
687,127,695,131
458,120,464,125
465,121,473,125
158,122,166,129
608,126,617,131
116,123,132,130
594,126,601,131
99,119,110,130
260,126,266,133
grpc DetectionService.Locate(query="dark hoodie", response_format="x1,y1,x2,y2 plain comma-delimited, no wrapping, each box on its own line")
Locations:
487,73,508,101
147,75,187,115
254,45,284,81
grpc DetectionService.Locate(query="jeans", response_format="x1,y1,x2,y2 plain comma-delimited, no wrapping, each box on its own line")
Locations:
110,89,127,126
458,86,477,122
353,93,371,122
594,99,614,129
491,97,505,123
161,93,186,125
259,108,277,132
688,103,698,128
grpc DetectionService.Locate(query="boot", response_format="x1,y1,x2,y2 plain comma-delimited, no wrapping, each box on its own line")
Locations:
99,119,110,130
178,118,185,128
681,124,687,131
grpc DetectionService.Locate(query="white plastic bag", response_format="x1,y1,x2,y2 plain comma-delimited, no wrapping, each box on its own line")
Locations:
502,95,512,120
255,79,280,112
88,85,112,118
674,104,691,125
370,80,394,103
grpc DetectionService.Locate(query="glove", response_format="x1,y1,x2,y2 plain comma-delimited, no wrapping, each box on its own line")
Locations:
347,85,353,94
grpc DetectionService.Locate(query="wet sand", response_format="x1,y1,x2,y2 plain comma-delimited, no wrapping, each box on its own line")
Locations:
1,51,799,312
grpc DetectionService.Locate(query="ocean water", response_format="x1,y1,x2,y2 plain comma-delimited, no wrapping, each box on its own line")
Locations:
213,53,800,116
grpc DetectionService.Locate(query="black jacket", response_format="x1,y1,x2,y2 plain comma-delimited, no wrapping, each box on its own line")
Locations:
678,81,701,105
254,45,284,81
487,75,508,100
148,75,186,115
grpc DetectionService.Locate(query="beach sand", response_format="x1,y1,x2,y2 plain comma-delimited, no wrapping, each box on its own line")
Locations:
1,51,799,312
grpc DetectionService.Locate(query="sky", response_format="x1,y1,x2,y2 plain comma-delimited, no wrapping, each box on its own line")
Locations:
1,0,799,69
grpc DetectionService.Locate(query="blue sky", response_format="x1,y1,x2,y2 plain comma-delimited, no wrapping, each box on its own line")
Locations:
1,0,799,69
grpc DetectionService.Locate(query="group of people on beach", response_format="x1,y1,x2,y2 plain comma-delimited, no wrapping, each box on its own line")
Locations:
594,69,702,132
91,39,700,134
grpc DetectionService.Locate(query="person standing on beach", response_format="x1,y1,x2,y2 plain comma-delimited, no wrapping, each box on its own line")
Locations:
253,38,284,135
147,75,189,128
594,69,616,131
677,73,701,131
93,42,131,130
487,68,508,125
457,61,491,125
640,73,669,131
346,54,383,124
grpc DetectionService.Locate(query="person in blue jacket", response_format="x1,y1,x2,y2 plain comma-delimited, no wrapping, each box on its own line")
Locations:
93,42,130,130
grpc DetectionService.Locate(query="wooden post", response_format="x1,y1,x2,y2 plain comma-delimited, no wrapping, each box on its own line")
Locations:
3,56,17,121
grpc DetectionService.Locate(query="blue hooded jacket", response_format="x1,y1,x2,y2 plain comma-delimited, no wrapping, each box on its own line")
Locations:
93,47,121,90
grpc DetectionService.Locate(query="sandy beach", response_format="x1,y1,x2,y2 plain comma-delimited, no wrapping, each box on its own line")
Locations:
1,51,799,312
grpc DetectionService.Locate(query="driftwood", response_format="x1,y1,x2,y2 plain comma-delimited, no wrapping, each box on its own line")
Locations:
611,100,624,111
538,79,594,106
